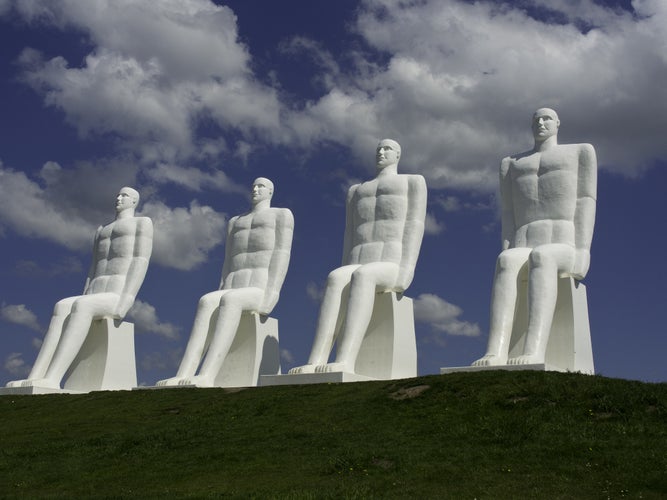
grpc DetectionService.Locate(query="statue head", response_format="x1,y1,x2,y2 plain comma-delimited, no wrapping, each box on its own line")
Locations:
115,187,140,215
251,177,274,207
531,108,560,143
376,139,401,170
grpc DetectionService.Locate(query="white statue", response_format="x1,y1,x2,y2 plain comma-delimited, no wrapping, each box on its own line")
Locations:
157,177,294,388
7,187,153,389
290,139,427,375
473,108,597,367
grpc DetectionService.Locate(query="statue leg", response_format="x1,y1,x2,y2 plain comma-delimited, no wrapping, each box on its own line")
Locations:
181,288,263,387
317,262,399,374
156,291,224,386
26,293,118,389
509,244,576,365
289,265,359,374
6,297,77,387
473,248,531,366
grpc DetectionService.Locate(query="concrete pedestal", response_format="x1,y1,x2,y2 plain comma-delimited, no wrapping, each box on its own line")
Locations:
212,313,281,387
261,293,416,386
0,318,137,395
442,277,594,375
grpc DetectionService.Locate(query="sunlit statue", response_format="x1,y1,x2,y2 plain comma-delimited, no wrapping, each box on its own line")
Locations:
290,139,426,375
157,178,294,388
7,187,153,389
472,108,597,367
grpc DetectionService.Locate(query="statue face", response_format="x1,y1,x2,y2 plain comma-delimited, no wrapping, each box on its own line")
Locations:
532,108,559,141
115,187,137,213
376,140,400,168
251,178,273,204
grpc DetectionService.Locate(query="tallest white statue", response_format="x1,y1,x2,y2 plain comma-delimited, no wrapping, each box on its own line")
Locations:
473,108,597,367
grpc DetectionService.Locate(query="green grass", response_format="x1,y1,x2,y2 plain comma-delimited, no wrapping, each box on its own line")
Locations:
1,371,665,498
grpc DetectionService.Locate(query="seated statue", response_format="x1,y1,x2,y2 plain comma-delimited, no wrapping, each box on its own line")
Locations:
290,139,427,375
472,108,597,367
7,187,153,389
157,177,294,388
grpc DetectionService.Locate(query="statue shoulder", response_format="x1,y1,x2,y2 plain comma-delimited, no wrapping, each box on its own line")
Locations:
272,207,294,224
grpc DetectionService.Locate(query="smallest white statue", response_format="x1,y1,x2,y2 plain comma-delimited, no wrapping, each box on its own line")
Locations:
472,108,597,368
157,177,294,388
7,187,153,390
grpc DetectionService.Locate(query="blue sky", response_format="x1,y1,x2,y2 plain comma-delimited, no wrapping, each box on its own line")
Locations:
0,0,665,385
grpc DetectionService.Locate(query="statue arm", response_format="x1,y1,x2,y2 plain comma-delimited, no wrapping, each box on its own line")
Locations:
259,209,295,314
396,175,427,291
499,157,514,251
573,144,597,280
114,218,153,318
219,216,237,289
341,185,358,266
82,226,103,294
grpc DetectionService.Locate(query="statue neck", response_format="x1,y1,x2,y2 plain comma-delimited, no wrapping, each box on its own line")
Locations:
116,209,135,220
376,164,398,177
534,135,558,152
252,199,271,212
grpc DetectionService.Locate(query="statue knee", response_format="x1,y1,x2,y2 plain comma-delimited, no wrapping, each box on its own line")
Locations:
496,252,523,273
529,247,554,268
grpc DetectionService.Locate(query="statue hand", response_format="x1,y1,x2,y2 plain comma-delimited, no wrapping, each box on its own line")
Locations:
114,295,134,319
572,249,590,281
260,291,279,316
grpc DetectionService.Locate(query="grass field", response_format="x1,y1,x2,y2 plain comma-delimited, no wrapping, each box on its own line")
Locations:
1,370,665,498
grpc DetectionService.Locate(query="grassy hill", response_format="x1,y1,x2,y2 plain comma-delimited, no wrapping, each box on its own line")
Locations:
0,370,665,498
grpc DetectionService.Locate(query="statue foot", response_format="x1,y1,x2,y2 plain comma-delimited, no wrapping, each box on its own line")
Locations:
6,379,29,388
471,354,507,367
21,378,60,389
314,362,353,373
178,376,214,388
507,354,544,365
288,365,317,374
156,377,187,387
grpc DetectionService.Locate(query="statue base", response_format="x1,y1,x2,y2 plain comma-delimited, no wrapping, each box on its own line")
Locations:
261,292,417,386
442,277,594,375
210,312,280,387
142,313,281,389
0,318,137,396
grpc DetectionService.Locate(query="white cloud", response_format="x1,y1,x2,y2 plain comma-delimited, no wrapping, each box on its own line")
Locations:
424,212,445,235
280,349,295,364
413,293,481,337
13,0,282,165
146,163,245,194
142,200,227,270
285,0,667,186
306,281,325,302
3,352,31,376
0,166,97,250
0,303,42,332
127,300,180,340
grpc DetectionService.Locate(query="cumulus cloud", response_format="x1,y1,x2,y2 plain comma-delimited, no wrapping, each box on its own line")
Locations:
0,304,42,332
3,352,30,377
306,281,325,302
424,212,445,235
0,166,97,250
283,0,667,186
12,0,282,165
146,163,245,194
127,300,180,340
280,349,295,364
142,199,227,270
413,293,481,337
